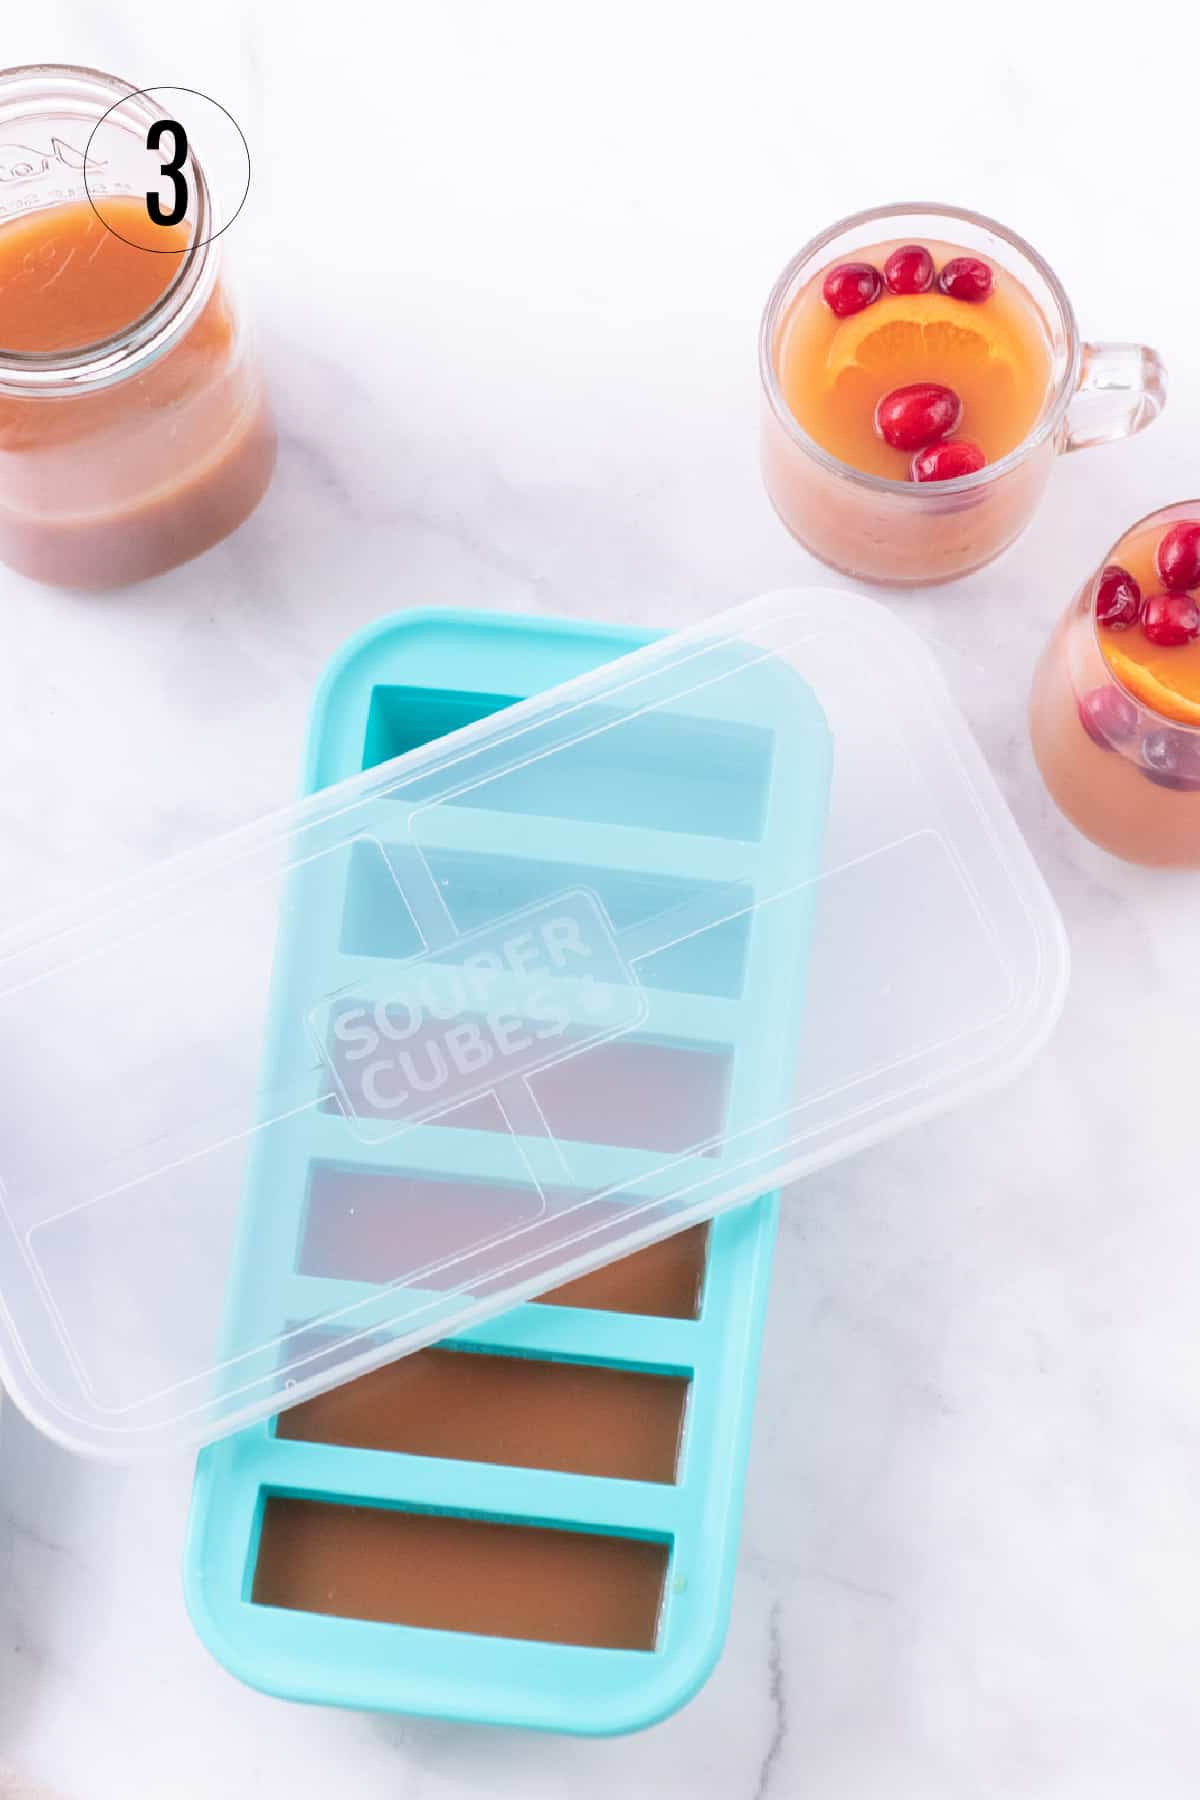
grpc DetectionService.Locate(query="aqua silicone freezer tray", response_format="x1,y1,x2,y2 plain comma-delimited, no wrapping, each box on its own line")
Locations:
185,608,823,1732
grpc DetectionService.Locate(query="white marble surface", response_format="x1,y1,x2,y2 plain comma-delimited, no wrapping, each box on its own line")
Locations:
3,3,1200,1795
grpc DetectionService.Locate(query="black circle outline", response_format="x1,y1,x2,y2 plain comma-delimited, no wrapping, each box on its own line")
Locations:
82,83,250,252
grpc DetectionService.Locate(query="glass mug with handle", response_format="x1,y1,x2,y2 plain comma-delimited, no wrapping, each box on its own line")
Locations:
759,203,1166,586
1031,501,1200,868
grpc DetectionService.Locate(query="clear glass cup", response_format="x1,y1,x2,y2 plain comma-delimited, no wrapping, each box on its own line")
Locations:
1031,501,1200,867
0,64,276,589
759,202,1166,587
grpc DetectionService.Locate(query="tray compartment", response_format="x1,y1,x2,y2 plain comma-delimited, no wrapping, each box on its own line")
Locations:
340,842,753,1000
251,1493,670,1650
275,1343,689,1484
317,1013,733,1153
299,1160,710,1319
371,684,774,844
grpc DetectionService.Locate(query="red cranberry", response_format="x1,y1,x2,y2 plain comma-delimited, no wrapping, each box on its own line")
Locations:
822,262,882,318
875,382,962,451
1139,727,1200,790
910,439,986,482
1078,685,1139,749
1094,564,1143,630
883,244,935,294
938,256,994,303
1155,521,1200,593
1142,591,1200,647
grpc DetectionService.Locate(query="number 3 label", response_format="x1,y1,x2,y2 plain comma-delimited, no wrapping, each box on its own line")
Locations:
146,119,189,227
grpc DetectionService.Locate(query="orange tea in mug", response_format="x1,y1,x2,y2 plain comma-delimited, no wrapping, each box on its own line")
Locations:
1031,503,1200,867
760,204,1165,586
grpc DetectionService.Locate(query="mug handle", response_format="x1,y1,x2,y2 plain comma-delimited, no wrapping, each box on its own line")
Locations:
1062,342,1167,453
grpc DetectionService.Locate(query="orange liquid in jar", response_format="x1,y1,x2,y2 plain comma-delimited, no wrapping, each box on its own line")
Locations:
776,239,1053,481
0,196,187,350
0,196,275,588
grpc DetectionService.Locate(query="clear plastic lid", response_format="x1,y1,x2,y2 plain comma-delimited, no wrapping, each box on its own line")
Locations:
0,591,1067,1456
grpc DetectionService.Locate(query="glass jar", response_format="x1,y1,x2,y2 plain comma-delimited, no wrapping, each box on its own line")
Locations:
0,64,276,588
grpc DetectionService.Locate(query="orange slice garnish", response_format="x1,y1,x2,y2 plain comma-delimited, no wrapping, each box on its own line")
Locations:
825,292,1020,392
1104,639,1200,728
